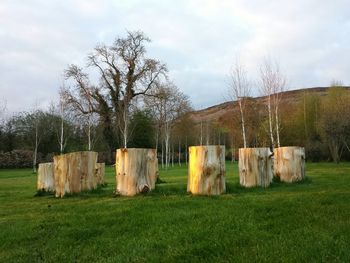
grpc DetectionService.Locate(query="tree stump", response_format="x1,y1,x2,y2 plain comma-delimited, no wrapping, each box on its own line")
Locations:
37,162,55,192
274,147,305,182
95,163,105,185
53,151,98,197
187,145,225,195
115,148,158,196
239,147,273,187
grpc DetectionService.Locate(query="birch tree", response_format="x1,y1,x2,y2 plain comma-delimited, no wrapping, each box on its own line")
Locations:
229,61,251,148
259,59,286,148
145,82,191,168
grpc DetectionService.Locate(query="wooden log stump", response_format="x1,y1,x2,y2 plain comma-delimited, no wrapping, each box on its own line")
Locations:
274,146,305,182
115,148,158,196
53,151,98,197
37,162,55,192
239,147,273,187
187,145,225,195
95,163,105,185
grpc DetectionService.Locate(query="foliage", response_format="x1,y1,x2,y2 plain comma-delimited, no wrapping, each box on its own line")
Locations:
128,110,155,148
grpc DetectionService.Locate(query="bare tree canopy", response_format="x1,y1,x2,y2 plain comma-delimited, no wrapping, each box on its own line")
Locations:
63,30,168,149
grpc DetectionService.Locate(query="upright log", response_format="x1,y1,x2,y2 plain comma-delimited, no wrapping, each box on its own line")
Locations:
187,145,225,195
37,162,55,192
53,151,98,197
115,148,158,196
274,146,305,182
239,147,273,187
95,163,105,185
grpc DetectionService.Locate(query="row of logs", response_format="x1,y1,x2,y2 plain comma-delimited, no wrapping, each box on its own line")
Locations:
37,151,105,197
37,146,305,197
239,146,306,188
116,146,305,196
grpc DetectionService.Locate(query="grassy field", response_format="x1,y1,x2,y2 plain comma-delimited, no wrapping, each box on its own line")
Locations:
0,162,349,262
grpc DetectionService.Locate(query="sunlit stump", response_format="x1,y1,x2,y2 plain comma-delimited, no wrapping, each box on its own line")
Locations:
187,145,226,195
239,147,273,187
53,151,98,198
95,163,105,185
274,146,305,182
115,148,158,196
37,162,55,192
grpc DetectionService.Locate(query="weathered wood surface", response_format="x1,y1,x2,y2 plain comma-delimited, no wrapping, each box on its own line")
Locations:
95,162,105,185
115,148,158,196
37,162,55,192
274,147,305,182
187,145,226,195
54,151,98,197
239,147,273,187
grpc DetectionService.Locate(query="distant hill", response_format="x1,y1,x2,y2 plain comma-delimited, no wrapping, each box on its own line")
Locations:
188,87,350,124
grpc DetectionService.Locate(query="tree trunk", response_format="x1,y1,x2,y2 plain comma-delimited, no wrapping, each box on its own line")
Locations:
185,137,188,166
37,162,55,192
54,151,98,197
239,147,273,187
275,105,281,148
95,163,105,185
238,100,247,148
178,140,181,166
274,147,305,182
267,95,275,147
115,148,158,196
187,145,226,195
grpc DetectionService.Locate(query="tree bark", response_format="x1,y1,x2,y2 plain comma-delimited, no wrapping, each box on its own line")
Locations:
274,147,305,182
37,162,55,192
187,145,226,195
54,151,98,197
239,147,273,187
115,148,158,196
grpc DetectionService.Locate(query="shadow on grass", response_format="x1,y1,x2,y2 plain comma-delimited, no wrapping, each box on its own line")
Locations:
225,176,313,195
34,177,313,199
34,184,112,199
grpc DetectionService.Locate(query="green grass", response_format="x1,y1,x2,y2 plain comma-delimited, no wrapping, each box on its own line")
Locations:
0,162,349,262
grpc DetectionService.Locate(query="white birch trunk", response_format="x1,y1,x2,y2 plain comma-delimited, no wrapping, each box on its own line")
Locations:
238,100,247,148
185,137,188,166
267,95,274,147
33,124,38,173
275,104,281,148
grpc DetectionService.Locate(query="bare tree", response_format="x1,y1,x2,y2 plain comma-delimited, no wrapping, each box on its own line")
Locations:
145,82,191,168
64,31,167,150
228,61,251,148
63,66,97,150
259,59,286,148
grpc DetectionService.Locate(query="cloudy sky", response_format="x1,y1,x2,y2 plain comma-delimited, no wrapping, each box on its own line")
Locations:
1,0,349,113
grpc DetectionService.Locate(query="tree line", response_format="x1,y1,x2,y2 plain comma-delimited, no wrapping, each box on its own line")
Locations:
1,31,350,170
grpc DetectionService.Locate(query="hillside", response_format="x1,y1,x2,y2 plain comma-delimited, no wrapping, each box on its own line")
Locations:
189,87,350,123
